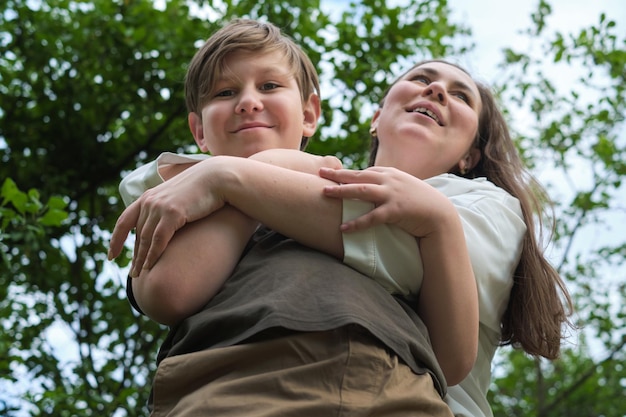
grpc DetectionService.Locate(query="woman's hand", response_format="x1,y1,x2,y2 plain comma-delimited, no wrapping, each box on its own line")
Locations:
108,158,228,277
320,166,455,238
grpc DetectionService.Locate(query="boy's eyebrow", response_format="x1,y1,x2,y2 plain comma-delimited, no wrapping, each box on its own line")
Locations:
216,66,293,84
218,65,293,78
419,67,478,101
255,66,294,78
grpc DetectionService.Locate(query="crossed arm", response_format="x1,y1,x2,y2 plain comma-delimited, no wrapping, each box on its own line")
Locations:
109,150,478,385
110,150,343,325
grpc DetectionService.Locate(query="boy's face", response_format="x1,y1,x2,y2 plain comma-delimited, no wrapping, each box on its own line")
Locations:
188,50,320,157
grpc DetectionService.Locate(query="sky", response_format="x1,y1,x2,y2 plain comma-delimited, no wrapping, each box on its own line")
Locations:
5,0,625,414
447,0,626,83
446,0,625,224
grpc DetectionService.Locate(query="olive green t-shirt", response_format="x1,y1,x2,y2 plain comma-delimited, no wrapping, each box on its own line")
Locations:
155,228,446,397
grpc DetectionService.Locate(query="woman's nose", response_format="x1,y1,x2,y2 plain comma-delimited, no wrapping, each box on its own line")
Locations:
235,88,263,114
423,82,447,104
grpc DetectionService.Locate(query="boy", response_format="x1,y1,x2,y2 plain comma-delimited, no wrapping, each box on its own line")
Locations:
118,18,338,325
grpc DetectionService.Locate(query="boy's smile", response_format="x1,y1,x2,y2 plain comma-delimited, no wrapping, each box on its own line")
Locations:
231,121,273,134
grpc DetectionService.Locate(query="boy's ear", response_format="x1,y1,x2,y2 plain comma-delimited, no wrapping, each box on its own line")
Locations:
302,94,321,138
188,112,209,152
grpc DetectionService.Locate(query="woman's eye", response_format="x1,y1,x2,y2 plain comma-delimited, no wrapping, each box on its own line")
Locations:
452,91,469,104
411,75,430,84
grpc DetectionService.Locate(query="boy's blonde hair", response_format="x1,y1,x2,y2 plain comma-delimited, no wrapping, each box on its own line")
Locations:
185,18,321,149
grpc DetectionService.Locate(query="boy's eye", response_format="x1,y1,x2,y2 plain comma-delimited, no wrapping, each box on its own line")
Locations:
215,89,235,98
260,82,279,91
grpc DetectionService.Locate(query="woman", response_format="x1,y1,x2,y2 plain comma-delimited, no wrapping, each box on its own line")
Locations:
111,60,572,416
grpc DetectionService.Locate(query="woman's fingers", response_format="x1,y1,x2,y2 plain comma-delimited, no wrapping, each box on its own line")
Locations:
109,191,188,277
319,166,385,184
130,202,187,277
340,209,385,232
142,216,183,271
323,182,382,201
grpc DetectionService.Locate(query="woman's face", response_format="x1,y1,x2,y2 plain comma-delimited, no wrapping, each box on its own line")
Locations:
372,62,482,179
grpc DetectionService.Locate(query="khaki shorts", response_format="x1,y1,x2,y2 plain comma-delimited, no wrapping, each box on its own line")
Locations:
151,326,452,417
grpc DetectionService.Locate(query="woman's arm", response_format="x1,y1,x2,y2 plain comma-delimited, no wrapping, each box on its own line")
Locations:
415,203,479,385
109,154,345,275
320,167,479,386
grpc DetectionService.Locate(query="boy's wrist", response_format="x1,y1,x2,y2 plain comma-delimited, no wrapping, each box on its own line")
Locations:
205,156,244,206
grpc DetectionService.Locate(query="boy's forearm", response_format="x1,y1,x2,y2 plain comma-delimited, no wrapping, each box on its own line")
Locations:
132,206,257,326
212,156,344,259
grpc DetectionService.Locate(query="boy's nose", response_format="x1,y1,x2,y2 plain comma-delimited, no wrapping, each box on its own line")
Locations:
236,89,263,114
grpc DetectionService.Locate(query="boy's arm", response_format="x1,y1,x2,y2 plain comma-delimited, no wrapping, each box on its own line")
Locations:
132,206,256,325
127,150,342,325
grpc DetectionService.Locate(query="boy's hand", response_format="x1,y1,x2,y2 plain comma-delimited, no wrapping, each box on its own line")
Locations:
108,159,227,277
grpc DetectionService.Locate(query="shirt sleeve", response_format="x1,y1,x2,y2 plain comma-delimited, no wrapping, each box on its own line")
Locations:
118,152,211,207
342,199,423,298
126,276,145,316
119,160,162,207
450,192,525,332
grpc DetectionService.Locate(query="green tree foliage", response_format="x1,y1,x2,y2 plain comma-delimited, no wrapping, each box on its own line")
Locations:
1,0,624,415
0,0,465,414
489,2,626,415
1,178,68,262
0,178,68,414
